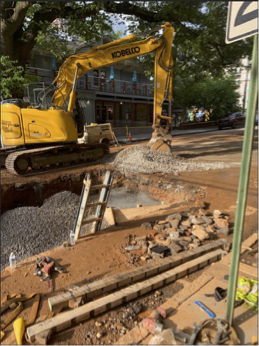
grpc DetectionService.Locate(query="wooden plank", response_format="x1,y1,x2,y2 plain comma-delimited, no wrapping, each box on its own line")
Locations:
48,239,227,313
238,263,257,278
221,232,258,266
113,204,174,223
115,273,213,345
103,207,115,226
27,249,225,344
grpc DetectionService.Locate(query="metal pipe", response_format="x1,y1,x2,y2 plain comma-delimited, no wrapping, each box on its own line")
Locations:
225,34,258,325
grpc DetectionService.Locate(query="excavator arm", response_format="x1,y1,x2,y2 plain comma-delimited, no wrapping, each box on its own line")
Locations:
51,23,174,150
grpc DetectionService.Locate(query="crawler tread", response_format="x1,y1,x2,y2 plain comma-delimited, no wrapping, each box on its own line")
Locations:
5,144,108,176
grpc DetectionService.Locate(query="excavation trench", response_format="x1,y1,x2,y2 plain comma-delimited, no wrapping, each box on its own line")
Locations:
1,167,206,215
1,167,206,269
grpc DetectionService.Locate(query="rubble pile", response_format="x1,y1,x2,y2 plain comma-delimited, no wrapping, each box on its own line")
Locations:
82,291,165,344
105,145,230,174
1,191,81,270
121,207,230,263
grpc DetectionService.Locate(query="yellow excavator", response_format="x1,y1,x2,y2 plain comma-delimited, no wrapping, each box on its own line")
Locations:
1,22,174,176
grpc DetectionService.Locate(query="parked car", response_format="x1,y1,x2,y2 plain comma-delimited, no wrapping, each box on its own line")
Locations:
255,114,258,126
218,112,245,130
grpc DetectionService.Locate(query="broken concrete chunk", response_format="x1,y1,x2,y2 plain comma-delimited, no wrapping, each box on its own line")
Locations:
149,231,158,238
214,218,229,228
190,216,206,225
163,237,171,247
192,228,209,241
164,222,172,229
178,229,186,236
201,216,213,225
167,219,180,229
168,241,183,254
181,236,193,243
178,240,189,249
181,220,192,227
179,224,188,231
192,224,206,232
213,210,222,217
217,227,230,236
198,208,207,216
184,230,192,237
193,238,201,244
206,225,215,233
141,222,153,230
169,231,180,239
166,212,182,221
153,224,166,232
150,245,171,258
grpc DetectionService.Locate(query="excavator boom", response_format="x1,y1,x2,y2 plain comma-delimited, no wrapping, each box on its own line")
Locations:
1,22,175,176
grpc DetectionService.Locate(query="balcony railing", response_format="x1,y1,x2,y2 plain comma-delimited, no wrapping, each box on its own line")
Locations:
26,67,154,97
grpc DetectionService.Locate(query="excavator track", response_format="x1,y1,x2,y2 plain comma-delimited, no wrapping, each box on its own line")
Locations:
5,143,108,176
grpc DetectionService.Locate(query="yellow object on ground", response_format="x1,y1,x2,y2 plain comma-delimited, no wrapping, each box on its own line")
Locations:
13,317,25,345
236,277,258,311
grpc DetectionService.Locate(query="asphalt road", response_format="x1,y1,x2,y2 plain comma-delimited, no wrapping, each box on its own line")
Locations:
117,125,258,143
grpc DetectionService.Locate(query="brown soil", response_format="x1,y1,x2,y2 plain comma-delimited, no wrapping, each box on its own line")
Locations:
1,129,258,345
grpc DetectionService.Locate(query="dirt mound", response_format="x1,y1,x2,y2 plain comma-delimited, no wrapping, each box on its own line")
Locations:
107,145,229,174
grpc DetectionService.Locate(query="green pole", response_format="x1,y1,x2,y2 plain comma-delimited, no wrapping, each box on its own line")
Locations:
225,34,258,325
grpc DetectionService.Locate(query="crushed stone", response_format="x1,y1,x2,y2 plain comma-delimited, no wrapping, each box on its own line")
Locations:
102,145,230,174
1,190,120,271
1,191,90,270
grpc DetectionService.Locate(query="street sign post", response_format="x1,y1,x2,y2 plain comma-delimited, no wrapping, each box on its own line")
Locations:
226,1,258,44
225,1,258,327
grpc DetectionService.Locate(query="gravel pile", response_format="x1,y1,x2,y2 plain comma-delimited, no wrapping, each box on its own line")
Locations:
105,145,229,174
1,191,81,270
1,190,116,270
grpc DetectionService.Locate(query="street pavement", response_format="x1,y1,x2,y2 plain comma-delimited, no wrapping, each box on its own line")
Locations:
116,126,219,143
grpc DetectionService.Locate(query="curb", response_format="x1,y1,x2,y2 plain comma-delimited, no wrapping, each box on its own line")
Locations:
117,127,219,144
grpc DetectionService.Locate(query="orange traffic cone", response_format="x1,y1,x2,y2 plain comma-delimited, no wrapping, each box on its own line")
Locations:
128,132,132,141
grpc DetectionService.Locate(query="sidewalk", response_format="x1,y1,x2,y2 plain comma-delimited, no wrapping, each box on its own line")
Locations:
116,126,219,143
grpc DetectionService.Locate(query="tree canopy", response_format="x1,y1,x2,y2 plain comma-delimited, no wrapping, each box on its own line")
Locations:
0,1,251,111
1,1,253,71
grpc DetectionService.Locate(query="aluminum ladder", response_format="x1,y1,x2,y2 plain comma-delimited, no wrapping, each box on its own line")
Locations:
73,171,113,241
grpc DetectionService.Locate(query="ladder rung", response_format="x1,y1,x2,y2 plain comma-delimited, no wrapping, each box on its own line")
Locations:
85,202,107,208
90,184,110,190
82,217,102,225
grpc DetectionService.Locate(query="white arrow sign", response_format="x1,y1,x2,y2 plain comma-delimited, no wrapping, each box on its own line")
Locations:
226,1,258,44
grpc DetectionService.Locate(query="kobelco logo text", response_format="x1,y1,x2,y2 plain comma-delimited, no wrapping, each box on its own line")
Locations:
111,47,140,59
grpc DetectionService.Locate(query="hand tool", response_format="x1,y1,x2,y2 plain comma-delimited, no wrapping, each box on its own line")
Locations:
194,301,215,318
188,322,203,345
213,319,229,345
34,256,65,292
